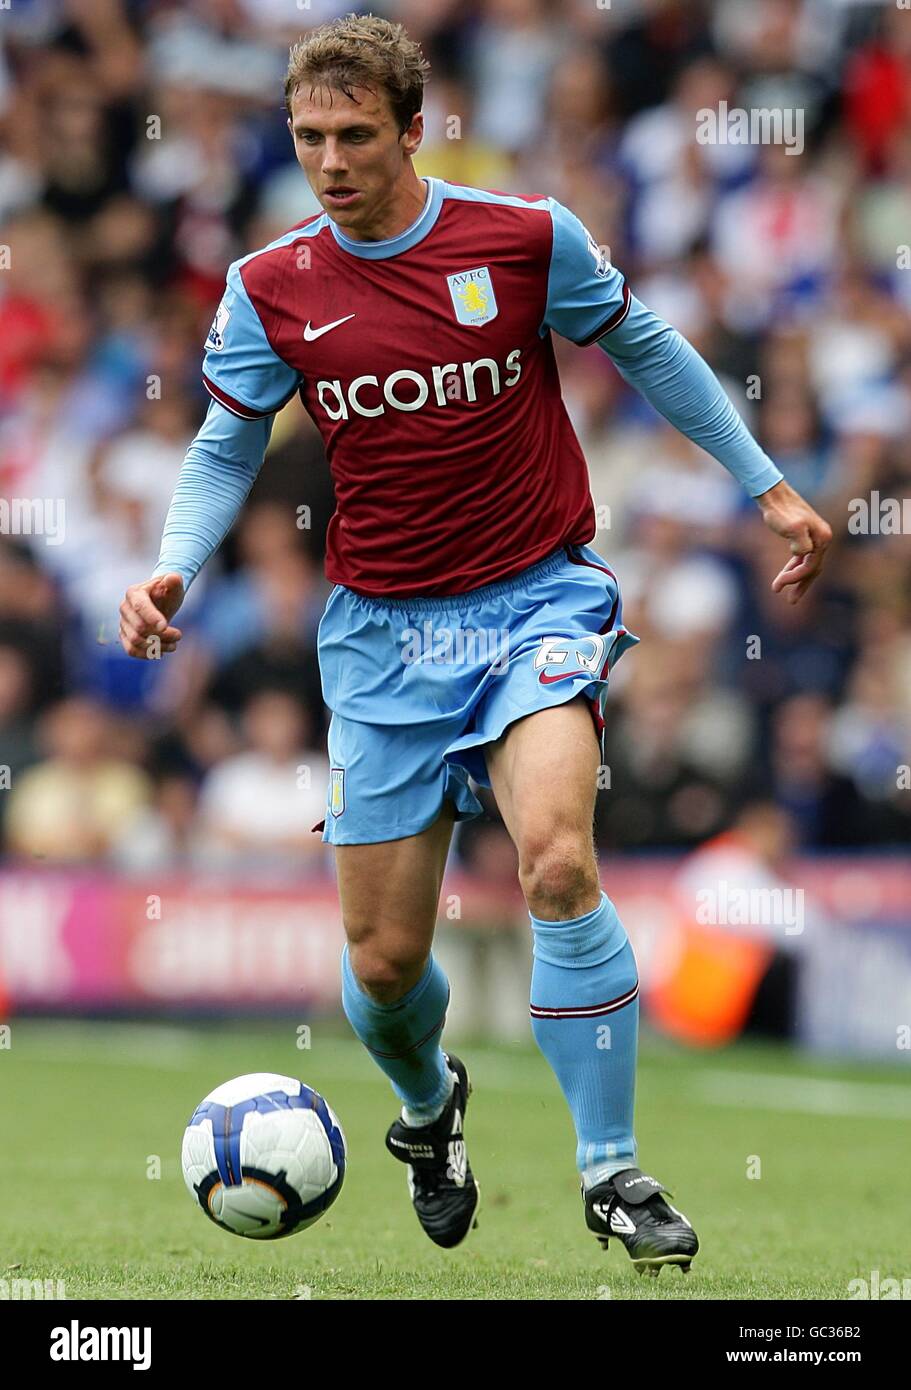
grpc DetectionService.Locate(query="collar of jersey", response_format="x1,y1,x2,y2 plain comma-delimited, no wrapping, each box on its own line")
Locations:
327,177,443,259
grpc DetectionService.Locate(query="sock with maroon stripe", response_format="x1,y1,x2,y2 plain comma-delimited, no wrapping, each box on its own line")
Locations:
529,891,639,1189
341,945,453,1124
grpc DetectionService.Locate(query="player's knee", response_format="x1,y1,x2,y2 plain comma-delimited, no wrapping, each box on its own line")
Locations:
518,831,599,919
347,938,427,1004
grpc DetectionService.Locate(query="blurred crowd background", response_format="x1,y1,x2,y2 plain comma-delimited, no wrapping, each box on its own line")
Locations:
0,0,910,880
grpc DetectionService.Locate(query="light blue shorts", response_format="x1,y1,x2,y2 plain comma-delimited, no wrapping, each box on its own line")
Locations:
315,543,639,845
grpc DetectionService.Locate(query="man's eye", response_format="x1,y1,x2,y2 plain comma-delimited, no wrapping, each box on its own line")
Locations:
299,133,321,145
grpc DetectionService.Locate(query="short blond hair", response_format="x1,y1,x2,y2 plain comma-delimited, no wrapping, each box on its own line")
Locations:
285,14,429,134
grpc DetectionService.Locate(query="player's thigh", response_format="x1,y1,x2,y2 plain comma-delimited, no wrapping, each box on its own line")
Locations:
324,711,475,988
335,800,456,950
485,696,601,891
334,805,455,997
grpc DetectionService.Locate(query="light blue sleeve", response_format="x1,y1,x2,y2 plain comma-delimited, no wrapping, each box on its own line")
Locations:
542,199,631,345
151,397,274,592
544,199,784,498
596,295,783,497
150,256,302,591
202,259,301,418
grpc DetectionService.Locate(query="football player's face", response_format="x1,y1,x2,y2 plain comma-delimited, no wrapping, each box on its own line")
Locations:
288,84,423,237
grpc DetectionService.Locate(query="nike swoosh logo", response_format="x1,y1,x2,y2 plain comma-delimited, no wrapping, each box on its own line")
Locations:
539,669,589,684
303,314,355,341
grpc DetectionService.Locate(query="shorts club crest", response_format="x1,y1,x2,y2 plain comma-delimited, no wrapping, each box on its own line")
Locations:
329,768,346,818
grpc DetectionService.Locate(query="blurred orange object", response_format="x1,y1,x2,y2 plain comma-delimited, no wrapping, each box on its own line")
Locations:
647,921,773,1047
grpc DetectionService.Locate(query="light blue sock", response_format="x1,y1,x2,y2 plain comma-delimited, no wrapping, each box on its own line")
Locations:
529,891,639,1190
341,946,452,1123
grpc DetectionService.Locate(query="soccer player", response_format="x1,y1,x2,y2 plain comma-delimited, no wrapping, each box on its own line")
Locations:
120,16,832,1273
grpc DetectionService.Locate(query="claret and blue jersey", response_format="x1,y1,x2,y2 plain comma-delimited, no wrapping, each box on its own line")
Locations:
199,178,637,597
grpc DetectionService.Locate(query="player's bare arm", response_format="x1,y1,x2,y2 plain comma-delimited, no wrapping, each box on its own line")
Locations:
119,572,184,658
755,477,833,605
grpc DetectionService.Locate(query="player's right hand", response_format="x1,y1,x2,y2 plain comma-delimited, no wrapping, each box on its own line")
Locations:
119,572,185,659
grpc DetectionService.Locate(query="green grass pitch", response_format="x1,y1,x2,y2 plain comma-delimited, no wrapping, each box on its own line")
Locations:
3,1020,909,1300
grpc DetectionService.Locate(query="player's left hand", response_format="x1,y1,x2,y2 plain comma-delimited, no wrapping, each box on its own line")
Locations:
755,480,833,606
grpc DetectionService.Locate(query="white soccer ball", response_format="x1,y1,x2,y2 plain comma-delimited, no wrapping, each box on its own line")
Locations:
181,1072,346,1239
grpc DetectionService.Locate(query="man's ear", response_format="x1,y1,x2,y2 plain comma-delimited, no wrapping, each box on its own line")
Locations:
401,111,424,158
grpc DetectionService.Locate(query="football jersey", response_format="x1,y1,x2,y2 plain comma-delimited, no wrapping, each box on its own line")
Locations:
201,179,632,597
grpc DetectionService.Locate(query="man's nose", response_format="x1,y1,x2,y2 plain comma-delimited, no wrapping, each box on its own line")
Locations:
321,138,348,176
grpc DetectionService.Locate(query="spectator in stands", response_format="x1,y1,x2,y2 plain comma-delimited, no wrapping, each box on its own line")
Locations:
111,771,207,875
0,645,39,834
4,696,152,862
196,689,330,876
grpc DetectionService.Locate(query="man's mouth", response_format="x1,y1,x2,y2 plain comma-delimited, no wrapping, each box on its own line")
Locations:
323,187,361,207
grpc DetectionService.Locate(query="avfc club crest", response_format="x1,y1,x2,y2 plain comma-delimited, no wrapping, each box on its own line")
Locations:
329,767,346,818
446,266,498,326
